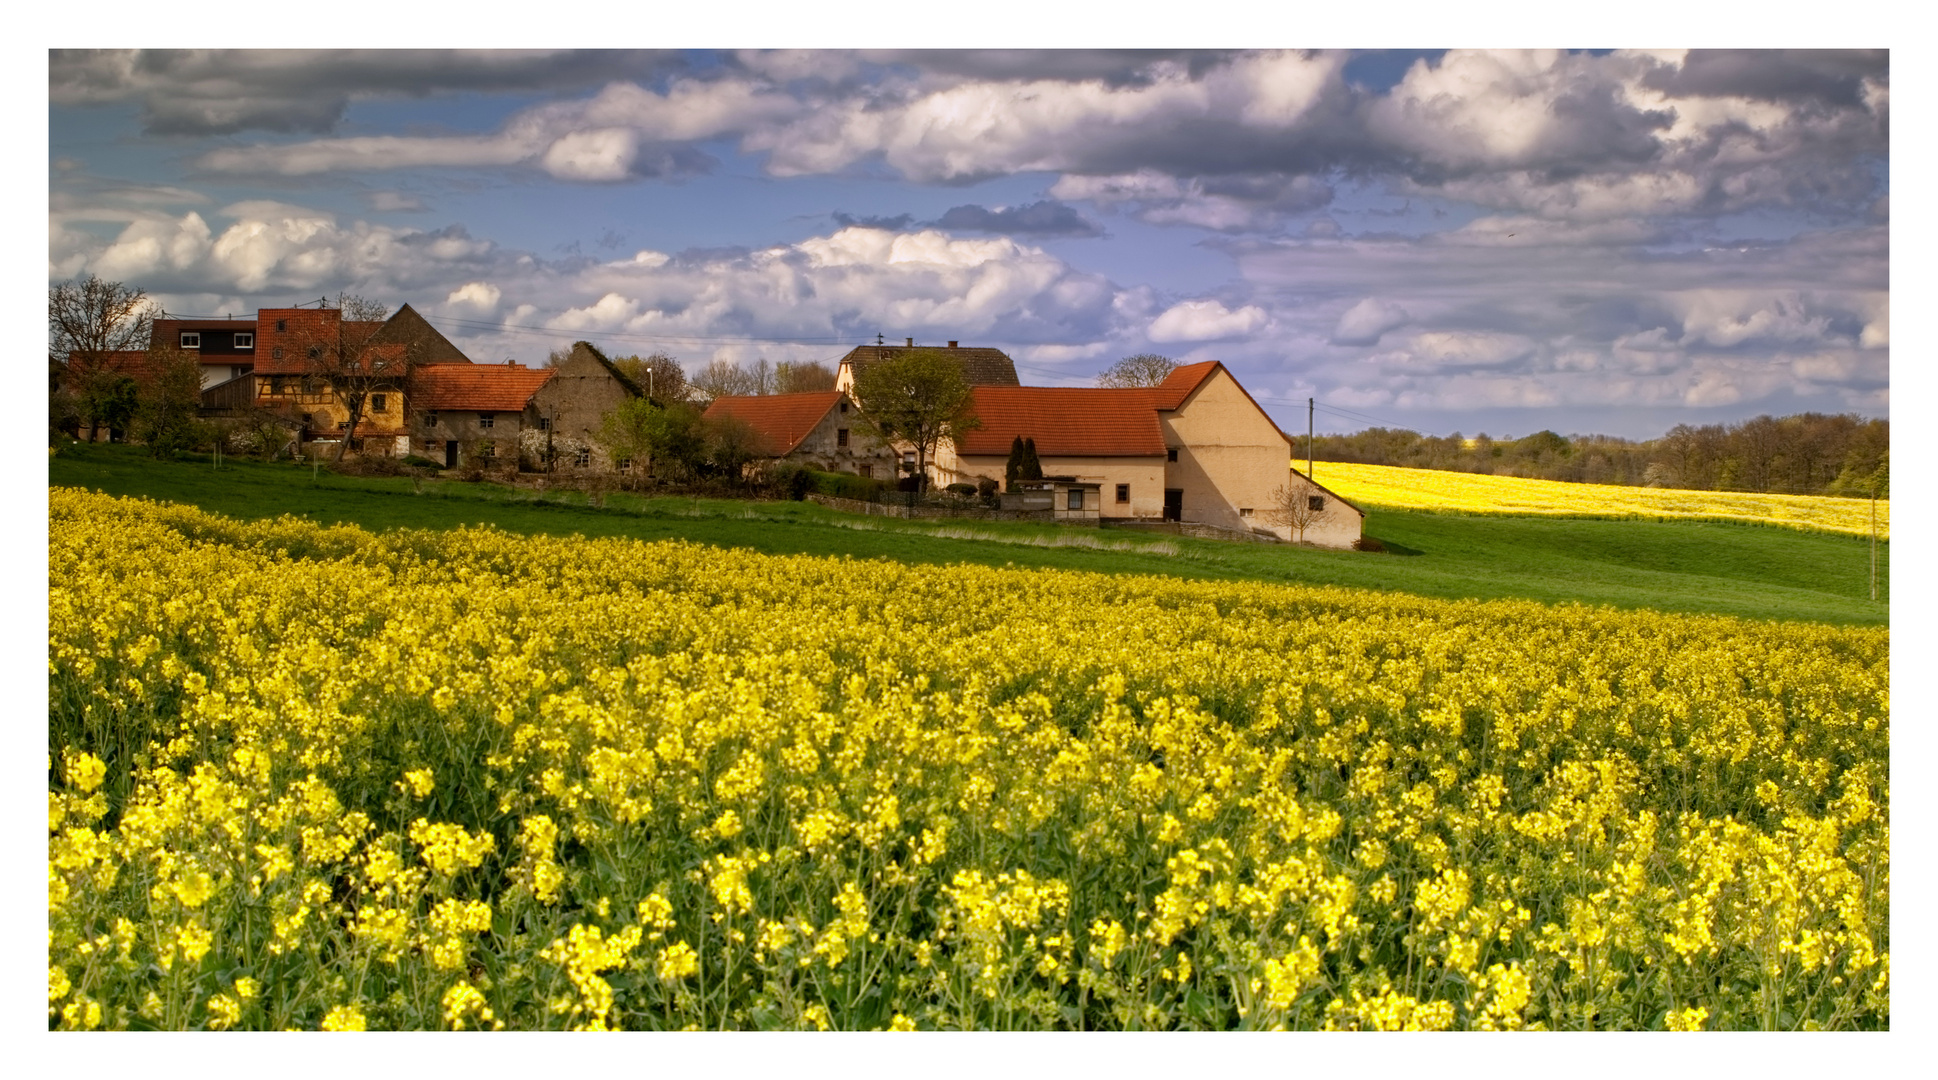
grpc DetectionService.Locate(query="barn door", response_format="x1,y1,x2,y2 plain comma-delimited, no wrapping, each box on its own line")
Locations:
1163,489,1183,521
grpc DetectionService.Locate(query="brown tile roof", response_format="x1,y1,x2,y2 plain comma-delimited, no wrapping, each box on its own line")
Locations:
838,344,1020,386
703,391,845,456
62,350,155,382
955,386,1170,457
410,363,555,412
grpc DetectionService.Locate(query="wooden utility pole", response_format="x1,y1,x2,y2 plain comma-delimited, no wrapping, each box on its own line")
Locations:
1307,397,1315,480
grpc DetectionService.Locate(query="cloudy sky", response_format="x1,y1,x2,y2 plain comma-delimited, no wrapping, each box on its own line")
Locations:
48,46,1890,439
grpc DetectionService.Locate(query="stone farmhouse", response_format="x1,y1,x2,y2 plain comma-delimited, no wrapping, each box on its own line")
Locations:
700,390,899,478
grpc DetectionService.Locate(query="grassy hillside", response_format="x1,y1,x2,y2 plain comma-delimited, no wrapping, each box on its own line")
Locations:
49,442,1887,625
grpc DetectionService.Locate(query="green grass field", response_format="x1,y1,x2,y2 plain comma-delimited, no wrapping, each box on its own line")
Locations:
49,442,1887,625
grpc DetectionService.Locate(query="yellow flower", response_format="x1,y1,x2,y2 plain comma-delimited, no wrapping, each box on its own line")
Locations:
404,768,435,799
206,993,242,1030
321,1004,367,1031
657,941,700,982
888,1013,918,1031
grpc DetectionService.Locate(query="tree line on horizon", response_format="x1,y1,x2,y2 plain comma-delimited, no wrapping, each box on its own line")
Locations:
1304,414,1889,498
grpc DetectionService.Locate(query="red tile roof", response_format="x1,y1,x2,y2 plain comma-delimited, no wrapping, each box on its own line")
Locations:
703,391,845,455
956,386,1171,457
410,363,555,411
1151,361,1220,407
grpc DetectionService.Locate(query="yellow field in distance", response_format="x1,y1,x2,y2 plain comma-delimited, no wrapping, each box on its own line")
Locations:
1308,462,1889,539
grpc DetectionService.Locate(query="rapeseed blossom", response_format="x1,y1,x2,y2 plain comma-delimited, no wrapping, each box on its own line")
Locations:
46,489,1888,1030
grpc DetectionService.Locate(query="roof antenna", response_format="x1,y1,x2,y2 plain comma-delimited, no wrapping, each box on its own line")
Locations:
875,332,884,347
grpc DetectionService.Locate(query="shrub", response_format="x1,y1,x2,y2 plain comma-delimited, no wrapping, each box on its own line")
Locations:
945,482,978,496
810,469,890,503
1353,536,1386,553
401,455,443,470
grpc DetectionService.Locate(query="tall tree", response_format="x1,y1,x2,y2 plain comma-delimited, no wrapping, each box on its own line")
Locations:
775,360,836,394
690,359,758,400
850,349,981,492
1021,437,1043,481
133,347,206,457
49,274,155,442
283,294,416,462
609,352,687,403
1005,435,1026,490
1097,353,1178,388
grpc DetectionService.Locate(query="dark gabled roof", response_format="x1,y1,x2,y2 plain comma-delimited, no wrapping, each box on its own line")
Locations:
411,363,556,412
838,343,1020,386
369,303,472,365
702,392,845,456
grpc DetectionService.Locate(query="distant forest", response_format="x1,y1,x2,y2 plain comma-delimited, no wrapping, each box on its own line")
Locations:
1307,413,1889,498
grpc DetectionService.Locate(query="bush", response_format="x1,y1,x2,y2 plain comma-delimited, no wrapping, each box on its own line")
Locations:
401,455,443,470
1353,536,1386,553
945,482,978,496
809,469,890,503
769,463,816,501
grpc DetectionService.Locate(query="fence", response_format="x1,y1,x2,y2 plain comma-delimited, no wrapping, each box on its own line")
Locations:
805,493,1099,525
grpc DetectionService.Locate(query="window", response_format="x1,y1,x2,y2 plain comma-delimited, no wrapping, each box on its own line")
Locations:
480,442,496,459
180,332,200,349
270,375,285,395
424,411,438,427
616,457,632,471
478,413,495,429
371,394,387,412
235,332,254,349
859,464,873,478
574,448,591,467
307,345,321,360
275,319,287,332
837,428,849,447
1068,489,1085,511
839,402,849,413
1116,483,1130,503
1166,448,1179,462
1308,495,1325,512
537,417,551,431
272,346,284,360
1239,508,1253,518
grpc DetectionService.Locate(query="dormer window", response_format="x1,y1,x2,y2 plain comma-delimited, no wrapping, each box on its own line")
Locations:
276,319,287,332
235,332,254,349
180,332,200,349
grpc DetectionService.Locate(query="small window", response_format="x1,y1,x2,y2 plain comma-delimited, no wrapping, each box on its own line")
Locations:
859,464,873,478
235,332,254,349
1116,483,1130,503
839,402,849,413
538,417,551,431
275,319,287,332
616,457,632,471
902,451,915,465
1166,448,1178,462
1068,489,1085,511
371,394,387,412
574,448,591,467
180,332,200,349
272,346,284,360
837,428,849,447
1239,508,1253,518
1308,495,1325,512
478,413,495,429
481,442,496,459
424,411,438,427
270,375,285,394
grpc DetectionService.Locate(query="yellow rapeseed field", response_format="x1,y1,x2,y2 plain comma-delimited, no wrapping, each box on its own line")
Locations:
1309,462,1889,538
49,488,1888,1030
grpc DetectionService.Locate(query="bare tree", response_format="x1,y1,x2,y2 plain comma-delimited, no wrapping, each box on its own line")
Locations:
285,294,418,462
690,358,758,400
1263,481,1322,543
49,274,156,441
775,360,837,394
608,352,687,402
1097,353,1178,388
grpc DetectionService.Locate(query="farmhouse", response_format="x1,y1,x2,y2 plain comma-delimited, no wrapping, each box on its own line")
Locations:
410,361,557,469
833,339,1020,393
931,361,1364,547
701,390,899,478
523,341,647,471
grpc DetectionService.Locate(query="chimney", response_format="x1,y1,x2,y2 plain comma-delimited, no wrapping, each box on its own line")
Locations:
948,341,958,349
905,337,914,347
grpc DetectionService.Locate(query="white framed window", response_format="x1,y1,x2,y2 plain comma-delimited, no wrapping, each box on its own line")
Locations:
235,332,254,349
180,332,200,349
574,448,591,467
480,442,496,459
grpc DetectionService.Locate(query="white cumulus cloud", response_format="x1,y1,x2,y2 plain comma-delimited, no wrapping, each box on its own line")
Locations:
1148,300,1270,343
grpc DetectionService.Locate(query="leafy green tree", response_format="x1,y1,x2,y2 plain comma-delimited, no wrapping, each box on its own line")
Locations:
850,349,980,492
601,398,710,484
134,347,207,457
1021,437,1043,481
